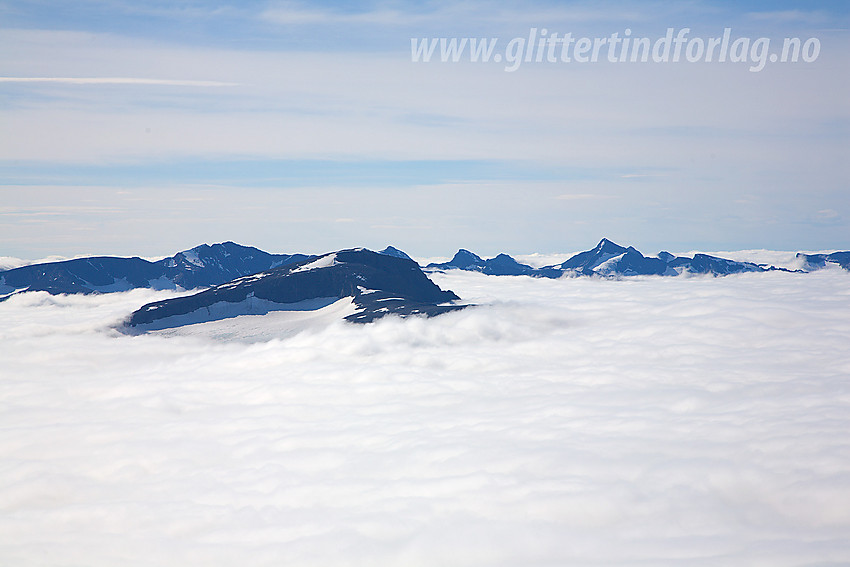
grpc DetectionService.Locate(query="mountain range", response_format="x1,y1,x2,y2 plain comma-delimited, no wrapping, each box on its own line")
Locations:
425,239,782,277
3,239,848,306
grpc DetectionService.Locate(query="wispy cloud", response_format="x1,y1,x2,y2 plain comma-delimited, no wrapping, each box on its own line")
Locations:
810,208,842,225
0,77,238,87
619,172,669,179
261,3,414,26
746,9,830,24
555,193,609,200
260,0,650,27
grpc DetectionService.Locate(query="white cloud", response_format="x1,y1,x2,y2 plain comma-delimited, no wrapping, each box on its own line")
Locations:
0,76,238,86
555,193,609,200
0,257,26,270
812,208,842,225
1,270,849,565
746,10,830,24
259,1,647,28
261,3,414,26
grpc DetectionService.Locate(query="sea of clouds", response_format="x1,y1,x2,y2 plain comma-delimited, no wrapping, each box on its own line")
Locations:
2,267,850,566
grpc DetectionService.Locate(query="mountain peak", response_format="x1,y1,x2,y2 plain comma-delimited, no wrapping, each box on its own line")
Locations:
596,238,627,253
378,246,413,261
451,249,484,266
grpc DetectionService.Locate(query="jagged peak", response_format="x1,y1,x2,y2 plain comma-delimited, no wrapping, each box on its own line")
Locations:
596,238,627,252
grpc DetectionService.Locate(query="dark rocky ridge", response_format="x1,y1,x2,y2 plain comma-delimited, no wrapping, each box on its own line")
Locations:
125,248,464,330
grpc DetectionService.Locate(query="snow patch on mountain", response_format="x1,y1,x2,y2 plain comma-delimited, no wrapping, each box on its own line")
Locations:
594,253,627,275
180,248,205,268
148,296,359,341
216,272,273,290
129,294,346,333
291,253,338,273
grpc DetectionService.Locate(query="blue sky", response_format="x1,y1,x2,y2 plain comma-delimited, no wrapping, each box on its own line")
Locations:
1,0,848,258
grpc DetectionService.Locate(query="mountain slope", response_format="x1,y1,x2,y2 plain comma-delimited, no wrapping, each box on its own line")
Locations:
124,248,464,331
159,242,309,288
0,256,167,297
796,251,850,271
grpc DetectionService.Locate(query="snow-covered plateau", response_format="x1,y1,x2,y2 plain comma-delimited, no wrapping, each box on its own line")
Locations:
1,266,849,566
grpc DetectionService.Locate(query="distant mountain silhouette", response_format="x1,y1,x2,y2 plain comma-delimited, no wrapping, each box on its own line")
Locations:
426,249,538,276
427,238,777,278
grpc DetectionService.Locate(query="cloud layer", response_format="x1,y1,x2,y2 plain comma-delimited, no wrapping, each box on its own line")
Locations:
2,269,849,565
